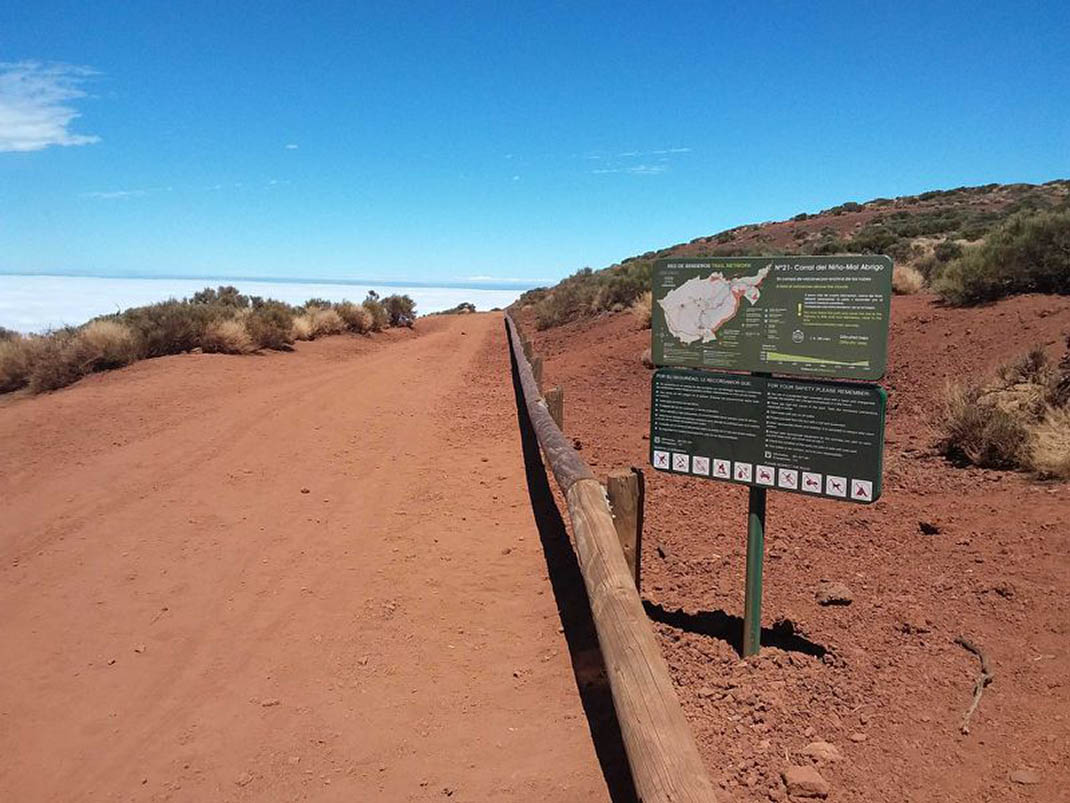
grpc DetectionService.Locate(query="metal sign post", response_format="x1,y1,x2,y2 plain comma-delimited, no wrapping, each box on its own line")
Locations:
743,485,766,657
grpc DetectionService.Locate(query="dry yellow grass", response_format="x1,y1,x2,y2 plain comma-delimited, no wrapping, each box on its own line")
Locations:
1031,407,1070,479
892,264,925,295
202,318,256,354
631,291,653,329
308,307,345,337
335,302,373,333
291,314,314,341
78,320,141,367
0,336,37,392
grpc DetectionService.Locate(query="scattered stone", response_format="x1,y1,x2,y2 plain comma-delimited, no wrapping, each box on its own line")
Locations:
235,772,253,787
801,741,843,763
300,487,310,494
261,698,280,707
849,732,868,742
815,581,853,606
641,348,655,369
572,438,583,450
1010,768,1041,785
134,644,146,654
500,547,511,556
107,658,116,666
697,687,717,698
287,756,301,765
781,765,829,798
918,521,942,535
190,347,203,355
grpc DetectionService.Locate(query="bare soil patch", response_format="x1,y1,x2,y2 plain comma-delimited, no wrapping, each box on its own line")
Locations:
519,293,1070,802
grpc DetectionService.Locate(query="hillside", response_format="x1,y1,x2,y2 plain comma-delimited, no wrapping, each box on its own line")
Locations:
519,179,1070,329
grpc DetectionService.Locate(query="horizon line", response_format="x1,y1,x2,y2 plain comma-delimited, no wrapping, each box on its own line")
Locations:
0,269,547,293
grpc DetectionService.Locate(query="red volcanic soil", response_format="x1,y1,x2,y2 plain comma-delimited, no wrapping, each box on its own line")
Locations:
0,314,608,802
518,294,1070,802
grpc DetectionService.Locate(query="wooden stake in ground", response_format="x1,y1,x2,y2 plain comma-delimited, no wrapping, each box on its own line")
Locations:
545,387,564,430
605,468,644,591
955,636,993,735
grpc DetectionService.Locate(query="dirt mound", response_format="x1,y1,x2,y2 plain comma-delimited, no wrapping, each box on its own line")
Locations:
522,293,1070,802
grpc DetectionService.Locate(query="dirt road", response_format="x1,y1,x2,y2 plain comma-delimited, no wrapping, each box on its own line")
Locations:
0,314,608,801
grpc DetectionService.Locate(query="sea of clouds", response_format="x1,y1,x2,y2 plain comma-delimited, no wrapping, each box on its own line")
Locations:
0,275,525,334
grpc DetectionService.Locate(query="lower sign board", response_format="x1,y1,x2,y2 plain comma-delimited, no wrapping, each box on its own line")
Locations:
650,368,885,503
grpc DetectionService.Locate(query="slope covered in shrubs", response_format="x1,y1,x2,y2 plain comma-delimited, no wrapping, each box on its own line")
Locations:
0,286,417,396
518,179,1070,329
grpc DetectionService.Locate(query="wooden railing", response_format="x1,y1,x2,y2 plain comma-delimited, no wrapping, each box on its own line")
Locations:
505,314,718,803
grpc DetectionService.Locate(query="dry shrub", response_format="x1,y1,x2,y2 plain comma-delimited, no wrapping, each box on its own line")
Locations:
246,305,294,350
362,298,389,331
938,343,1070,479
291,314,314,341
631,291,653,328
937,383,1033,469
201,318,255,354
335,302,372,333
79,320,141,367
892,264,925,295
308,307,345,337
1031,407,1070,479
0,336,38,392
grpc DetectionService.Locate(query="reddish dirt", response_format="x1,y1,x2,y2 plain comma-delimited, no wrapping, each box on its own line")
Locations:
0,314,609,802
519,293,1070,802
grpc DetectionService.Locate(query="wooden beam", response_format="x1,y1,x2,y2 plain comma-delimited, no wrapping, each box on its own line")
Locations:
545,387,564,431
531,355,543,392
504,314,717,803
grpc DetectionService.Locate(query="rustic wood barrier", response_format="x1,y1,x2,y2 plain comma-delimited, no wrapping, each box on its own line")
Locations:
505,314,718,803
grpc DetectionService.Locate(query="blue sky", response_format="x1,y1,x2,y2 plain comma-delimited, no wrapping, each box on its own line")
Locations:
1,1,1067,286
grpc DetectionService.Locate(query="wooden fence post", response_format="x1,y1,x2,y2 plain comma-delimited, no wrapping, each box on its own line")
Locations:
545,387,564,430
531,355,543,392
605,468,645,592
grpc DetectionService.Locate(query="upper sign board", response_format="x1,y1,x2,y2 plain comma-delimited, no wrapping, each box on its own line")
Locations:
652,256,892,380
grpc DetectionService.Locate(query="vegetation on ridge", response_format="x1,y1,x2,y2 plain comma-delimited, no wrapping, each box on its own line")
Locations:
0,286,418,396
517,180,1070,329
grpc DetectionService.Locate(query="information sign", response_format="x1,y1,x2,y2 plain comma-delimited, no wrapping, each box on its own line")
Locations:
650,368,885,504
652,256,892,380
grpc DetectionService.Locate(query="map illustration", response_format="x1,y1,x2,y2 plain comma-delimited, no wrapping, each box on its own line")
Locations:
659,265,770,344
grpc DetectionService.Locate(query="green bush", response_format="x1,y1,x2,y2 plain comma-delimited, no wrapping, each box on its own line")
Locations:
117,300,222,357
246,304,295,349
936,210,1070,305
382,294,416,327
362,294,389,331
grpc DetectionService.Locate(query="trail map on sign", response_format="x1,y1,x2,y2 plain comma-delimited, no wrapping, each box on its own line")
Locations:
660,266,770,344
653,256,892,380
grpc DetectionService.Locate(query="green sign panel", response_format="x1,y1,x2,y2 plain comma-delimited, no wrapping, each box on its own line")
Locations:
652,256,892,380
650,368,885,504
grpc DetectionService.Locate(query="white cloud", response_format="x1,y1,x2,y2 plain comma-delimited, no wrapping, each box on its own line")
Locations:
0,61,100,152
82,189,147,200
591,164,667,176
285,143,298,150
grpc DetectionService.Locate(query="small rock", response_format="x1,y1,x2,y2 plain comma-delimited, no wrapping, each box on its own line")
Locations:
802,741,843,763
235,772,253,787
190,347,203,355
572,438,583,450
300,487,310,494
1010,768,1041,785
134,644,146,654
641,348,655,369
918,521,941,535
501,547,511,556
261,698,280,707
815,581,853,606
697,687,717,698
849,732,868,742
782,765,829,798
